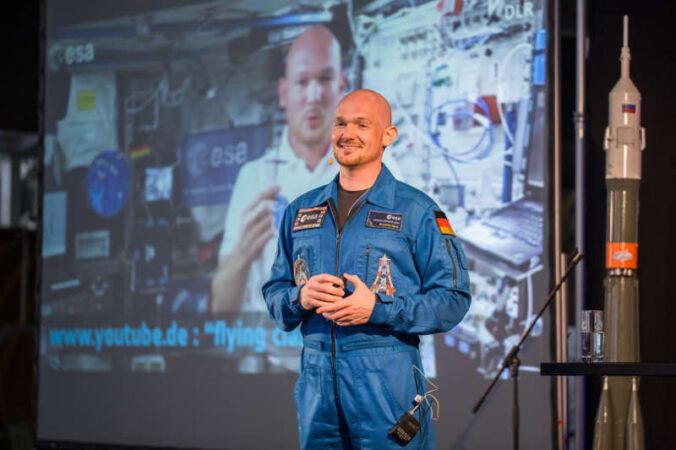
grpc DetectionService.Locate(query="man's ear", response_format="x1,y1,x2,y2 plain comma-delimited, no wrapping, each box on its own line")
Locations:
277,77,288,109
382,125,398,148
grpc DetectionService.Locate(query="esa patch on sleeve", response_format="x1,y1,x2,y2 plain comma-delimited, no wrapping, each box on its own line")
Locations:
434,210,455,236
293,206,328,232
366,210,403,231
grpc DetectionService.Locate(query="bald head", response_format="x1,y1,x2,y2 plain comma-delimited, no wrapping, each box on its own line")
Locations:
278,25,346,151
338,89,392,126
285,26,342,76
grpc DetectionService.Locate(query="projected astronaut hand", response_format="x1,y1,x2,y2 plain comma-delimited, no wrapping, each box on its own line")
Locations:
278,26,347,170
234,185,280,265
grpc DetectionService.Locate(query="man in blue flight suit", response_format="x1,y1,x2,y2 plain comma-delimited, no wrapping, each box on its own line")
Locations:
262,89,471,449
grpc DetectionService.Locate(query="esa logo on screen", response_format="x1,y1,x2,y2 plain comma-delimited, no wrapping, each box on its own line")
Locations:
185,141,248,177
65,43,95,65
180,127,264,206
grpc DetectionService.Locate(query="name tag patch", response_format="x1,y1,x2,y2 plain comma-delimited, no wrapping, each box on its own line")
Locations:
293,206,328,232
366,211,403,232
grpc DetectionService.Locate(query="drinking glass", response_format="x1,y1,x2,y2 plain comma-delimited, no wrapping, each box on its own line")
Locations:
581,310,604,362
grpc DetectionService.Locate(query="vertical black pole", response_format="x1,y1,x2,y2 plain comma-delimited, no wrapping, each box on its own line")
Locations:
511,356,520,450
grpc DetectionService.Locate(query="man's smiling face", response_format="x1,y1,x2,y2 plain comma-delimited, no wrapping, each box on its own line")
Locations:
331,90,396,169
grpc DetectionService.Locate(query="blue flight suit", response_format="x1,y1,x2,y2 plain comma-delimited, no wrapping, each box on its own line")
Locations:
262,164,471,449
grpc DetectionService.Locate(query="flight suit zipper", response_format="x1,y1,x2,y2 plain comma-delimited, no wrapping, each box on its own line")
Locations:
326,193,368,403
445,239,458,287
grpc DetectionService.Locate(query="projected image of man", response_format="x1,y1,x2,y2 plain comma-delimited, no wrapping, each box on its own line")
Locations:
211,26,346,317
263,89,471,449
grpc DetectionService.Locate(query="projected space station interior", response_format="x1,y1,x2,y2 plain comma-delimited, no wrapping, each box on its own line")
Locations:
39,1,552,448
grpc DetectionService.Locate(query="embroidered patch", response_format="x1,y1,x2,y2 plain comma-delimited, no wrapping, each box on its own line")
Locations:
434,210,455,236
293,206,328,232
293,255,310,286
366,210,403,232
370,253,396,296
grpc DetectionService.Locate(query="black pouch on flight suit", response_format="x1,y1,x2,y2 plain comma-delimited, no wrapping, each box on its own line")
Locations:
388,412,421,446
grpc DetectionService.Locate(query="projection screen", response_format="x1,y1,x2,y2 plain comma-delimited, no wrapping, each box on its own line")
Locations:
39,1,553,448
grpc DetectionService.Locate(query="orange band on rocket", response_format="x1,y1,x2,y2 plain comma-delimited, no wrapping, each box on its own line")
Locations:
606,242,638,269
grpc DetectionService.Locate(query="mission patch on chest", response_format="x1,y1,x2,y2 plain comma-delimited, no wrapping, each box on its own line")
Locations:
366,210,403,232
293,206,328,232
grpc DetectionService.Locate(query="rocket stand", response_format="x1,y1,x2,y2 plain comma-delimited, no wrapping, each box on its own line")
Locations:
472,252,584,450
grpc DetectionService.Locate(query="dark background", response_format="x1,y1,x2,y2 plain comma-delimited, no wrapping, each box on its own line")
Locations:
0,0,674,448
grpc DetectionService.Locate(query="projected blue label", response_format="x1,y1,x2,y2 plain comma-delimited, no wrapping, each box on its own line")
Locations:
179,126,265,207
273,194,288,230
164,277,210,314
85,150,130,217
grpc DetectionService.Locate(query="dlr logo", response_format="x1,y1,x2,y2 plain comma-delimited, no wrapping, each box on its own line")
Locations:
488,0,534,20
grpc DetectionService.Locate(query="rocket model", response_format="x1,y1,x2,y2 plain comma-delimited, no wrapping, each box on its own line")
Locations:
593,15,646,450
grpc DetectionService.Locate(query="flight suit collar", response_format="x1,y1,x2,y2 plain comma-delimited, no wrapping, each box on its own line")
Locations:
316,163,396,210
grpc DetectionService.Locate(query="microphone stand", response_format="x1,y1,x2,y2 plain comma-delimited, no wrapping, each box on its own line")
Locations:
472,251,584,450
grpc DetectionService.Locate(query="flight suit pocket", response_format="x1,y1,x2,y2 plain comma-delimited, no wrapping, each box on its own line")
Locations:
451,238,469,270
355,352,423,431
292,236,320,285
444,237,469,289
294,365,327,437
360,369,407,425
357,238,411,297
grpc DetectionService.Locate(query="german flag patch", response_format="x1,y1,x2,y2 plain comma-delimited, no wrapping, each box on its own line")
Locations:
434,210,455,236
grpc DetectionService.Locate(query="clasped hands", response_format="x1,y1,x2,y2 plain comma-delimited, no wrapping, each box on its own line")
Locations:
299,273,375,326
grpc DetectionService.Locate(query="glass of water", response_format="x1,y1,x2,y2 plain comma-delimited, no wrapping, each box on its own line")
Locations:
581,310,604,362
